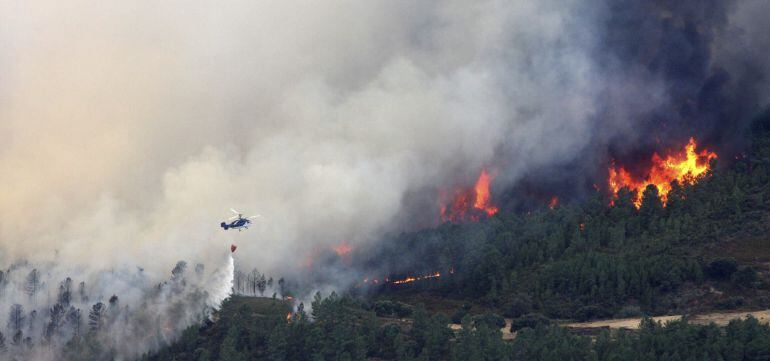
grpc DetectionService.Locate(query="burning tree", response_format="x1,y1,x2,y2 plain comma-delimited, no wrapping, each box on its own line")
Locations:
440,169,499,222
608,138,717,207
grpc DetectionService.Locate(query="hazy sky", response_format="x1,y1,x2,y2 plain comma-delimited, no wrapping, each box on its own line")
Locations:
1,0,767,280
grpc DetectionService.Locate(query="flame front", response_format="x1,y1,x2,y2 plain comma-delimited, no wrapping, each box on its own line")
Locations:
392,272,441,285
333,242,352,257
440,169,499,222
608,137,717,207
548,196,559,209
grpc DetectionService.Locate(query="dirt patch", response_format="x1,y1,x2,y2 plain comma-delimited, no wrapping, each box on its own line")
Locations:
565,309,770,330
449,319,517,340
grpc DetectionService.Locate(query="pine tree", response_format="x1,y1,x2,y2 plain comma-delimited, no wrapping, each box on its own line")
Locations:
25,269,40,299
45,303,66,342
109,295,119,309
171,261,187,285
7,304,24,332
0,271,5,297
195,263,205,278
79,281,89,303
218,326,245,361
88,302,105,333
250,269,259,295
257,274,267,296
58,277,73,306
67,307,82,337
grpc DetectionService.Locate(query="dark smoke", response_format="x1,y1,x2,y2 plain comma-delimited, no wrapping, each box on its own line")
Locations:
1,1,770,359
488,0,770,206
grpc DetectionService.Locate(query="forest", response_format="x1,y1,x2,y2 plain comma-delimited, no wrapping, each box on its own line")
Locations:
3,100,769,361
145,294,770,361
0,259,236,361
354,109,770,321
141,110,770,360
0,111,766,361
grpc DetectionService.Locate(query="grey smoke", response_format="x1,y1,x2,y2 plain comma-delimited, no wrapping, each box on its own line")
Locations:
0,0,769,359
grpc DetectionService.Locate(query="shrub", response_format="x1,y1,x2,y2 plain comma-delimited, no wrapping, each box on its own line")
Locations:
373,300,413,318
510,313,551,332
502,294,532,318
706,258,739,280
614,305,643,319
715,296,745,310
574,305,612,322
732,266,758,288
450,304,472,324
473,313,506,329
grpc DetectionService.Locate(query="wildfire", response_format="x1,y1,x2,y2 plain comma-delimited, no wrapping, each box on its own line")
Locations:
392,272,441,285
548,196,559,209
300,242,353,270
440,169,499,222
608,137,717,207
333,243,352,257
358,268,453,288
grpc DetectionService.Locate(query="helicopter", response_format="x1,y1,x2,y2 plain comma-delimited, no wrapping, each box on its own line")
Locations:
221,209,260,231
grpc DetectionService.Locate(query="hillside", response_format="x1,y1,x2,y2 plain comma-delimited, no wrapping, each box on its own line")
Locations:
143,294,770,361
144,111,770,360
354,110,770,322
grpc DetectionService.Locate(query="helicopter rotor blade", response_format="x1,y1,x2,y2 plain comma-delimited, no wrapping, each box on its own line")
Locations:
230,208,240,215
228,216,239,220
248,215,261,219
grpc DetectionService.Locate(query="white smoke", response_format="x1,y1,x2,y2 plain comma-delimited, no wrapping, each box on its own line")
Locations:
0,0,769,359
0,0,603,277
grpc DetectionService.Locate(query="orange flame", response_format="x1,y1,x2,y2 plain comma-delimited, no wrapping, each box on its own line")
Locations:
333,243,352,257
548,196,559,209
608,137,717,207
392,272,441,285
440,169,499,222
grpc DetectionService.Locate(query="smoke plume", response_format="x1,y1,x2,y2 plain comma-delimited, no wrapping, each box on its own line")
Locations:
1,0,769,358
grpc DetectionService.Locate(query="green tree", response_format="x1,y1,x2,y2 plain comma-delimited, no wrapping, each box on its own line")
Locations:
219,326,245,361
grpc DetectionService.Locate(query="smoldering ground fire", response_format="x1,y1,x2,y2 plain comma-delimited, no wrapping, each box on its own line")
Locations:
1,0,770,359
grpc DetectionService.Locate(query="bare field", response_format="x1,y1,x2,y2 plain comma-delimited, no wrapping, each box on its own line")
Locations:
448,309,770,341
565,309,770,330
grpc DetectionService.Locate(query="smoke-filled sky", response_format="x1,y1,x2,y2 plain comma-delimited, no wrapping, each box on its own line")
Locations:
1,0,769,280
